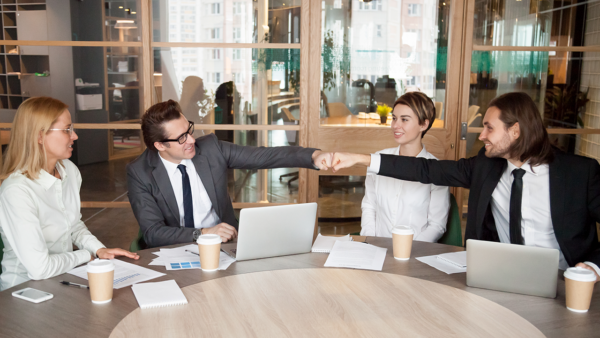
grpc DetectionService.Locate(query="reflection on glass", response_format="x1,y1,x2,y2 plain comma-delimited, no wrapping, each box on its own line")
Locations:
209,131,299,203
152,0,302,43
469,51,596,140
0,46,144,164
473,0,593,47
154,47,301,133
319,0,450,127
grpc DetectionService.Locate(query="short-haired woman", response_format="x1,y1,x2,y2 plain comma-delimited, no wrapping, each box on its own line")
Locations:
0,97,138,291
361,92,450,241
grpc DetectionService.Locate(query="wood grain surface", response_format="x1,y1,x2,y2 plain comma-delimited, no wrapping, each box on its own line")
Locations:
0,238,598,338
110,269,545,338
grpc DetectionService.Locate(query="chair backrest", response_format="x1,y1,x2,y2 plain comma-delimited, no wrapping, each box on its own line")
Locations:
129,229,146,253
327,102,352,117
467,105,480,122
281,107,298,122
466,113,482,152
438,193,462,247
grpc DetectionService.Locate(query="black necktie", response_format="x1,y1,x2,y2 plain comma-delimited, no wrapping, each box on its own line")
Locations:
177,164,195,228
509,168,526,245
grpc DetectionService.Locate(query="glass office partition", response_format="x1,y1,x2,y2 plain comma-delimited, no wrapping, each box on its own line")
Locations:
319,0,451,128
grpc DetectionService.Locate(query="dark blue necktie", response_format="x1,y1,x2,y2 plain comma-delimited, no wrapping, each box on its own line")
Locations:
177,164,195,228
509,168,526,245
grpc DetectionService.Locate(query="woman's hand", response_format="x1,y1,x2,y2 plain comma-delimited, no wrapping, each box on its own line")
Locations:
96,248,140,260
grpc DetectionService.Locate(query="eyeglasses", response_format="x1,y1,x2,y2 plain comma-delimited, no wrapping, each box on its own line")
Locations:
161,121,195,145
48,125,75,136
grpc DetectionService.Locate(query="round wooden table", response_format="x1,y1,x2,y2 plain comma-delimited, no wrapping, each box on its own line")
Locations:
110,268,544,337
0,238,597,337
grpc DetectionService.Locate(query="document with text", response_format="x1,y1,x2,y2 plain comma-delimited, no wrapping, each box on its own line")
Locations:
324,241,387,271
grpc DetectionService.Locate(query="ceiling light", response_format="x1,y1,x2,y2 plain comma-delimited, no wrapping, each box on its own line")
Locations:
115,20,136,29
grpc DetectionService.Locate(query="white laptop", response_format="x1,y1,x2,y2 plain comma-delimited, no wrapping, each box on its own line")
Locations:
221,203,317,261
466,239,560,298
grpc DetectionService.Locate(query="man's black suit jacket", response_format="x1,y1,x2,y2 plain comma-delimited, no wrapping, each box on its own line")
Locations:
378,147,600,267
127,133,318,248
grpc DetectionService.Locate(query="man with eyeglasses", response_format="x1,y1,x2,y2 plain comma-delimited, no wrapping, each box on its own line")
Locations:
127,100,332,248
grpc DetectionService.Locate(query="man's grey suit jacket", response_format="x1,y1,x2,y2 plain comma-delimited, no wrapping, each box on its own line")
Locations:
127,133,318,248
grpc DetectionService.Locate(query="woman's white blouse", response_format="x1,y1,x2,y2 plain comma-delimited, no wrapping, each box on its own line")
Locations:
360,146,450,242
0,160,105,291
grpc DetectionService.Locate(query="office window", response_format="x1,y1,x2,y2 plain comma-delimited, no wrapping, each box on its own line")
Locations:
371,75,376,84
358,0,381,11
407,28,422,41
211,49,221,60
233,49,242,60
233,72,244,83
212,72,221,83
377,25,382,38
233,2,244,15
233,28,241,41
208,28,221,40
211,3,221,15
408,4,421,16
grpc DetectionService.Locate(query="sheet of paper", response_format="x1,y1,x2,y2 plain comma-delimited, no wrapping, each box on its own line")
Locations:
178,250,236,271
68,259,166,289
436,251,467,268
416,255,467,274
324,241,387,271
312,234,352,253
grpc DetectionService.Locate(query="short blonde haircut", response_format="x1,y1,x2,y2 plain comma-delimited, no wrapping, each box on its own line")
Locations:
393,91,436,138
0,97,68,181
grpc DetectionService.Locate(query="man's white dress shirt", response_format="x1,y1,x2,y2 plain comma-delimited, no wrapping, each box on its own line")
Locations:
361,146,450,242
368,154,600,275
159,155,220,229
0,160,105,291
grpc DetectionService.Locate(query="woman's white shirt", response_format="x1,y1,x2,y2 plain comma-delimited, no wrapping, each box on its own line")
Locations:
0,160,105,291
360,146,450,242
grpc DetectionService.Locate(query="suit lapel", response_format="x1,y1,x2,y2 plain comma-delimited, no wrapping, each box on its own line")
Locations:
549,153,565,238
476,159,506,238
192,154,220,216
149,151,181,224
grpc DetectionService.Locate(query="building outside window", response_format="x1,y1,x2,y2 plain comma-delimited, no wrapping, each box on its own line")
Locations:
408,4,421,16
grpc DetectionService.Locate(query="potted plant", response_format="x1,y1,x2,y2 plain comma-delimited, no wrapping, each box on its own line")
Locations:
377,104,392,124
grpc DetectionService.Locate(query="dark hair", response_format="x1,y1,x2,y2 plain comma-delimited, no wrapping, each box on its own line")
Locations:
489,92,554,166
141,100,183,151
393,91,436,138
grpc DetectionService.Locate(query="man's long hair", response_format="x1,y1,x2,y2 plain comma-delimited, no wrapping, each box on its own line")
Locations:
489,92,554,166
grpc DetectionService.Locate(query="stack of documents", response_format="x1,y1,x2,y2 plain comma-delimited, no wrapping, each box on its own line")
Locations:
312,234,353,253
117,61,128,72
416,251,467,274
324,241,387,271
150,244,235,271
68,259,166,289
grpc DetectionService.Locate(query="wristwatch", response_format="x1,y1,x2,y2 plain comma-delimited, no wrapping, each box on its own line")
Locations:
192,229,202,241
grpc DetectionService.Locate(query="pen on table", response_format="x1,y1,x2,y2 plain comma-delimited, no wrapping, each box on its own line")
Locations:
185,249,199,256
60,281,89,289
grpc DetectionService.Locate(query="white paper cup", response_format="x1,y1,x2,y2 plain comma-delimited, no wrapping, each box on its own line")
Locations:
87,259,115,304
392,226,414,260
564,267,596,312
197,234,222,272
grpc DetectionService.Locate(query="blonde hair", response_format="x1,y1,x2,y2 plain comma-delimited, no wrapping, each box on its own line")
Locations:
0,97,68,181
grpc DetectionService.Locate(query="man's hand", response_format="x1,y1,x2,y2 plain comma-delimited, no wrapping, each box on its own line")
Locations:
202,223,238,243
575,263,600,283
96,248,140,260
331,152,371,173
312,150,333,170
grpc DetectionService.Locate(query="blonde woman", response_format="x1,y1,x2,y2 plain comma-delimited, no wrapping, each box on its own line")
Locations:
0,97,138,291
361,92,450,241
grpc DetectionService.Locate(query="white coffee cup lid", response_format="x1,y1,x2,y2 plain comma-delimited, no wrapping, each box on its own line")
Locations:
87,259,115,273
392,225,414,235
197,234,222,245
564,267,597,282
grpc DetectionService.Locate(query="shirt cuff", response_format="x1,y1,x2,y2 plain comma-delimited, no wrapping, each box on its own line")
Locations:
86,241,106,259
75,249,93,265
367,154,381,175
583,261,600,277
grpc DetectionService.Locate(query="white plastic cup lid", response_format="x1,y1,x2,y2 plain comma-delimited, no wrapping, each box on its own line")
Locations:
197,234,222,245
87,259,115,273
392,225,414,235
564,267,597,282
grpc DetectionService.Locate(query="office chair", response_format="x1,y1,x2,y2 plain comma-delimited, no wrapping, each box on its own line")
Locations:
129,229,146,252
438,193,462,247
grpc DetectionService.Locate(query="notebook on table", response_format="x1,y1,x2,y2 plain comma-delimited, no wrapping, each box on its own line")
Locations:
131,280,188,309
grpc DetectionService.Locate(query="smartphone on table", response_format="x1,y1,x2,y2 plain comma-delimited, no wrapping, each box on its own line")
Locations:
12,288,54,303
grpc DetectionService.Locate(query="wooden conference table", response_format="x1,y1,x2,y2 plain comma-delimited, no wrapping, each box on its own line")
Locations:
0,238,598,337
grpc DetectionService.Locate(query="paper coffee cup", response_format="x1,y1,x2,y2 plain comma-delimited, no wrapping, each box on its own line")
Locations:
197,234,222,272
87,259,115,304
392,226,414,260
564,267,596,312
